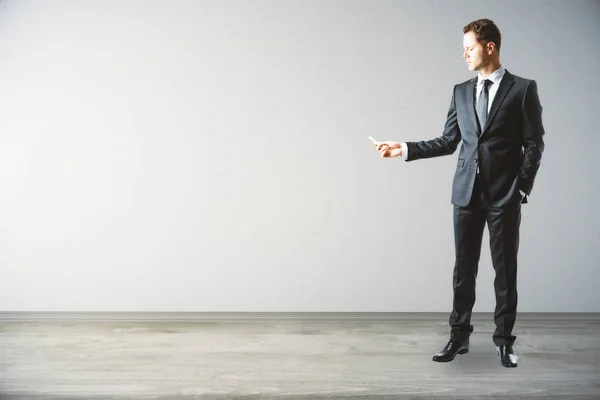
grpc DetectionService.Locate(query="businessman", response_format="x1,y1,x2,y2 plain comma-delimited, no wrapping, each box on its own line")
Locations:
374,18,544,368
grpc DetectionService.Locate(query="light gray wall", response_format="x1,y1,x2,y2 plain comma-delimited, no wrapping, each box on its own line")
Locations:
0,0,598,312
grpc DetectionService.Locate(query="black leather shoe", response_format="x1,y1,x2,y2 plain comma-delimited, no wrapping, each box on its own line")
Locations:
432,339,469,362
496,344,519,368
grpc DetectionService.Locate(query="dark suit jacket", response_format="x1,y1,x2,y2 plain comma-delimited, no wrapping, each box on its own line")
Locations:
405,70,545,208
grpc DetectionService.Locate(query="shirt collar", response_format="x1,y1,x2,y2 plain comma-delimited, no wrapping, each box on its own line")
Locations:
477,65,505,85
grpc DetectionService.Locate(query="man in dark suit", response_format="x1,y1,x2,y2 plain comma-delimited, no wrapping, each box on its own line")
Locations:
374,18,544,368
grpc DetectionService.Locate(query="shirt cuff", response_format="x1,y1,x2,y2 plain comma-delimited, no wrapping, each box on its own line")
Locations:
401,143,408,160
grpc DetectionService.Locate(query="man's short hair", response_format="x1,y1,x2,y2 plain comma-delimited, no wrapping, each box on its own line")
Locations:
463,18,502,52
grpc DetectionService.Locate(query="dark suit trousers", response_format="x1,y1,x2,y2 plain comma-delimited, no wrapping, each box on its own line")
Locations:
449,174,521,346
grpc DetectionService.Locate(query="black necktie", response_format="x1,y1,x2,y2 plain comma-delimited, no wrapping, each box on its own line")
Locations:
477,79,493,132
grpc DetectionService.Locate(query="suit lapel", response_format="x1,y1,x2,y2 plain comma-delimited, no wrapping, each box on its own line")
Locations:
466,77,479,135
481,70,515,135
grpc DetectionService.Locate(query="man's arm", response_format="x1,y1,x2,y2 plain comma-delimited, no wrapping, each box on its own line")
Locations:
403,85,462,161
519,80,545,196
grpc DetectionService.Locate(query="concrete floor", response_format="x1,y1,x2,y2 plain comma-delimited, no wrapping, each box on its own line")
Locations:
0,314,599,399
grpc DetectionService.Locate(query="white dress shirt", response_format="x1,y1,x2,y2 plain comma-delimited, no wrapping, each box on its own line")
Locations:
475,65,505,111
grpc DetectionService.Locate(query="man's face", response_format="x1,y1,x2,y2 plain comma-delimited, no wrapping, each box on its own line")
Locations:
463,31,488,72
